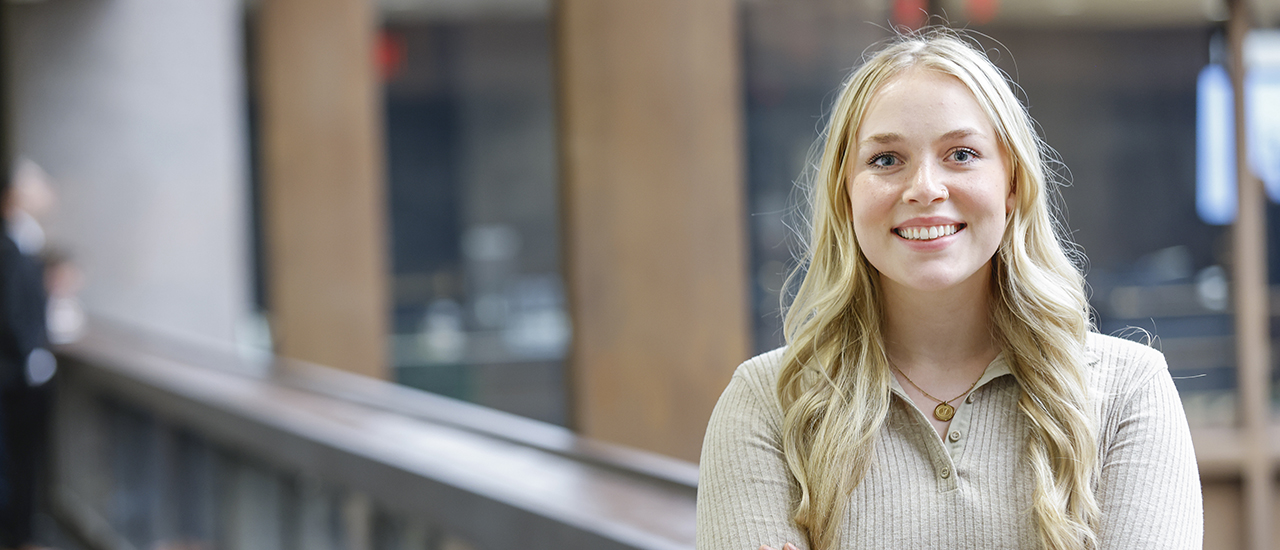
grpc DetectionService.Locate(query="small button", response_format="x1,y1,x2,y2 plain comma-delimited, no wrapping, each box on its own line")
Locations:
948,431,961,442
966,393,975,403
940,466,951,479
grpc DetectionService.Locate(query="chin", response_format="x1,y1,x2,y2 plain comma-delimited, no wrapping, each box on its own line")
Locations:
883,266,991,294
903,278,968,293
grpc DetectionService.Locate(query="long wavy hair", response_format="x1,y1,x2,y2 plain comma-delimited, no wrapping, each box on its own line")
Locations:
777,29,1098,550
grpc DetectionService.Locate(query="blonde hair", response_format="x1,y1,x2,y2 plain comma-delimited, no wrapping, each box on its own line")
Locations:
777,28,1098,550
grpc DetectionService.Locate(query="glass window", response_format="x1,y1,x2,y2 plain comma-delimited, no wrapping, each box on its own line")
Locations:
380,4,567,425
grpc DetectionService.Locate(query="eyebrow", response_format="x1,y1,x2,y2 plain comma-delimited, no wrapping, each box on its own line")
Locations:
857,128,985,148
938,128,982,141
859,132,903,146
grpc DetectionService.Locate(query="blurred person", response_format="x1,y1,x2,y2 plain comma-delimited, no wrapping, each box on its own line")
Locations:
41,252,83,346
0,158,56,550
696,29,1201,550
6,159,78,346
5,160,55,259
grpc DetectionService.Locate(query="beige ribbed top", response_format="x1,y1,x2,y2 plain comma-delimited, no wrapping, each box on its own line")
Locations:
696,333,1202,549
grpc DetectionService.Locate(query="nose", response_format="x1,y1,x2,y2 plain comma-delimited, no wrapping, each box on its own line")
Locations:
902,161,948,204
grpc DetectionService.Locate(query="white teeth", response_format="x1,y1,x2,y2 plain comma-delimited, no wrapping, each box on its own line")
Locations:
897,224,959,241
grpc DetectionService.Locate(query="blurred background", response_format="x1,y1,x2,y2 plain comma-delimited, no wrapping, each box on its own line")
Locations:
4,0,1280,548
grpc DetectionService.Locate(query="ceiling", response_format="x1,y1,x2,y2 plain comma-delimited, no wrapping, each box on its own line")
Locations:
375,0,1278,27
379,0,548,21
938,0,1280,27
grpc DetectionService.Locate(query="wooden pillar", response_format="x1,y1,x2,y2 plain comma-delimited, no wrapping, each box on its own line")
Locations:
557,0,751,461
1226,1,1271,548
256,0,388,378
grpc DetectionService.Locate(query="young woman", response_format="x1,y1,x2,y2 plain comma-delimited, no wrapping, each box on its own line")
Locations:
696,30,1202,550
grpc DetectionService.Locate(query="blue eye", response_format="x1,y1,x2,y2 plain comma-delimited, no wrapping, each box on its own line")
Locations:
870,154,899,168
951,148,978,163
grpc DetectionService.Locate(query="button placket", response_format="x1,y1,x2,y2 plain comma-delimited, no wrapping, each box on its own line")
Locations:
934,451,960,491
946,388,976,466
888,396,960,492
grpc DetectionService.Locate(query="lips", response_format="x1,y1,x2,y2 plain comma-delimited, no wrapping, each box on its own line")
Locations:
894,223,965,241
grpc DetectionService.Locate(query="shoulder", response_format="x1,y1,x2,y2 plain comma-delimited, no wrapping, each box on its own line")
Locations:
1084,331,1172,411
732,347,788,389
1086,331,1167,380
1085,331,1165,366
708,347,788,428
1086,334,1202,545
715,347,788,411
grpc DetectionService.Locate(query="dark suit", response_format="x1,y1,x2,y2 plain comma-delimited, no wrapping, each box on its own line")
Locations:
0,232,47,548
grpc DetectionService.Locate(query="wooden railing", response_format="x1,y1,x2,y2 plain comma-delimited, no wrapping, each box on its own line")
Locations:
49,325,697,550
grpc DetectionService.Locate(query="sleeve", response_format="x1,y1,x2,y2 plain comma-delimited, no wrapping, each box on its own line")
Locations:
0,236,46,390
696,368,811,550
1095,351,1203,550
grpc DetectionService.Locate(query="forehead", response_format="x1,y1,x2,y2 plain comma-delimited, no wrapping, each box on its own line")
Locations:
855,67,996,144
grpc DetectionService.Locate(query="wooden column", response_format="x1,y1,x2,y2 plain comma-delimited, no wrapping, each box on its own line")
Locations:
1226,1,1271,548
557,0,751,461
256,0,388,378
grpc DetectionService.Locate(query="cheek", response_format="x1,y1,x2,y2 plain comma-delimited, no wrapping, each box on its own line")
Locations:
962,172,1012,217
845,181,864,229
846,188,882,240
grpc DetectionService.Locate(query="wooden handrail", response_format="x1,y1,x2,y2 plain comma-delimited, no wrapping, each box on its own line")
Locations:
54,323,697,550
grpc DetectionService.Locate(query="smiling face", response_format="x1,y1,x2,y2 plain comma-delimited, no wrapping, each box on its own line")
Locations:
847,67,1014,296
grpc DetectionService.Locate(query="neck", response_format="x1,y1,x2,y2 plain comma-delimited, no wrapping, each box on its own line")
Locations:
881,266,999,371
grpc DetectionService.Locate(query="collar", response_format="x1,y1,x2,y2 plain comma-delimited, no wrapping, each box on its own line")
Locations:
888,351,1013,400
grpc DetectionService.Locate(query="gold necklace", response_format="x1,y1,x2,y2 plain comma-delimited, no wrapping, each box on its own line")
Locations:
892,365,982,422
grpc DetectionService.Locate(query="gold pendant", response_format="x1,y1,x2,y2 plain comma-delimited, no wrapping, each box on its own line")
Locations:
933,402,955,421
